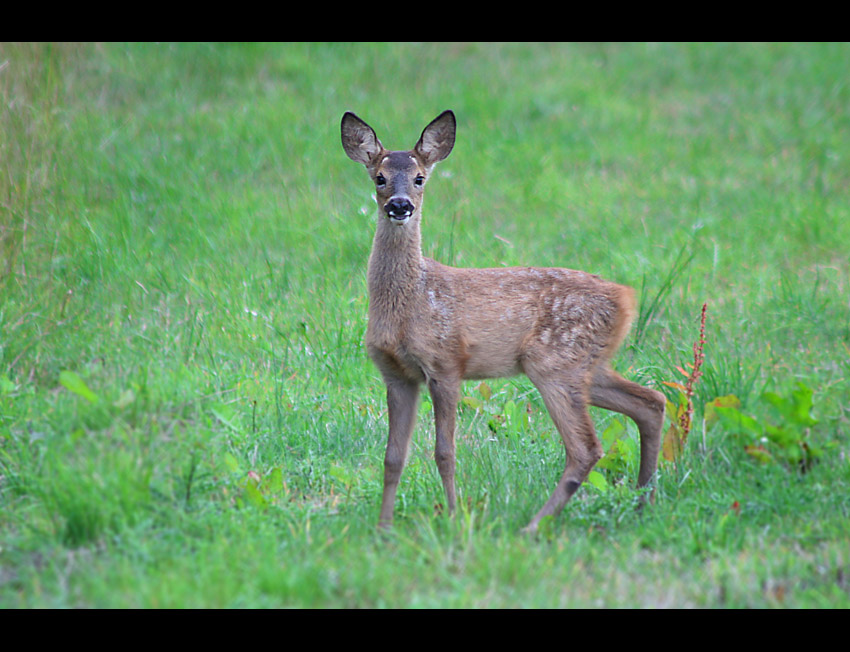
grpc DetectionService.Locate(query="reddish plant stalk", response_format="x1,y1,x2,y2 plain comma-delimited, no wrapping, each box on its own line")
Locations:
679,302,707,437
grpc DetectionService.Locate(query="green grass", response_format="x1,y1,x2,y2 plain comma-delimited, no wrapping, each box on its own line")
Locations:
1,42,849,608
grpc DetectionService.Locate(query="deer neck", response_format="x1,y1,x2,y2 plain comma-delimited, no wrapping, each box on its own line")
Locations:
367,213,425,323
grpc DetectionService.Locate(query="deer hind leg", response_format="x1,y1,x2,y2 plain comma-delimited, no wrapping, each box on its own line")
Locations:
428,375,461,517
589,366,665,499
379,377,421,528
522,372,603,534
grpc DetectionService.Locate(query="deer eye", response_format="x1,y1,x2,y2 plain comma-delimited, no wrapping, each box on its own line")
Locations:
414,175,425,187
375,174,386,187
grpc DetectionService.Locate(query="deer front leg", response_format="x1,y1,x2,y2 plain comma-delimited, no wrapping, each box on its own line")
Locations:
428,376,461,517
379,378,421,528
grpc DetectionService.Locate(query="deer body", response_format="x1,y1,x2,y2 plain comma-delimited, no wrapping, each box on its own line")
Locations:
369,257,632,383
342,110,665,533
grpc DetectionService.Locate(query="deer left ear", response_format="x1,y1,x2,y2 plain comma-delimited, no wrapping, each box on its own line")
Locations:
341,112,385,166
415,110,456,166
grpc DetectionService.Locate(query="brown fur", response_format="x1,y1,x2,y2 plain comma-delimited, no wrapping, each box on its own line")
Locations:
341,110,665,533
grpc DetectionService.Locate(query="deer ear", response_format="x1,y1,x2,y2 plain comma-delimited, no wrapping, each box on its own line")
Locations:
415,110,456,166
341,112,384,166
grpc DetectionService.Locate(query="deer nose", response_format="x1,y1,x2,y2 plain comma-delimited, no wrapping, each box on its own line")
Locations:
384,197,414,220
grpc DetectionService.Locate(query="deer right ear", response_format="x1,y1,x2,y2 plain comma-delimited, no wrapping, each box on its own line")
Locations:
415,110,456,166
341,112,384,166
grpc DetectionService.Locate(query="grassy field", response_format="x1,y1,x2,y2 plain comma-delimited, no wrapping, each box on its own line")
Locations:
1,42,849,608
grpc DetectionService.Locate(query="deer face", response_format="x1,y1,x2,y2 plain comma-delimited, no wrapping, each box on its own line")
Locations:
372,151,429,225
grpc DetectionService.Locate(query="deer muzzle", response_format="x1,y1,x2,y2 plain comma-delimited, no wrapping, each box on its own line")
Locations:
384,197,414,224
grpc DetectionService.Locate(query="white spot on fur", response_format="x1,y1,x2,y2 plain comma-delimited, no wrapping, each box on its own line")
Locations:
427,289,453,341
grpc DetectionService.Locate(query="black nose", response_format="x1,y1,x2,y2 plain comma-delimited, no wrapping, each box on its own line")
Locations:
384,197,414,218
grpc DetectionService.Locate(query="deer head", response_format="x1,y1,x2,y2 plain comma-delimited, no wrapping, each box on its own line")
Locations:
341,110,456,226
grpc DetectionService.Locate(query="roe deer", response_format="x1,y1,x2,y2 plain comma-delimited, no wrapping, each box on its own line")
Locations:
341,110,665,533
